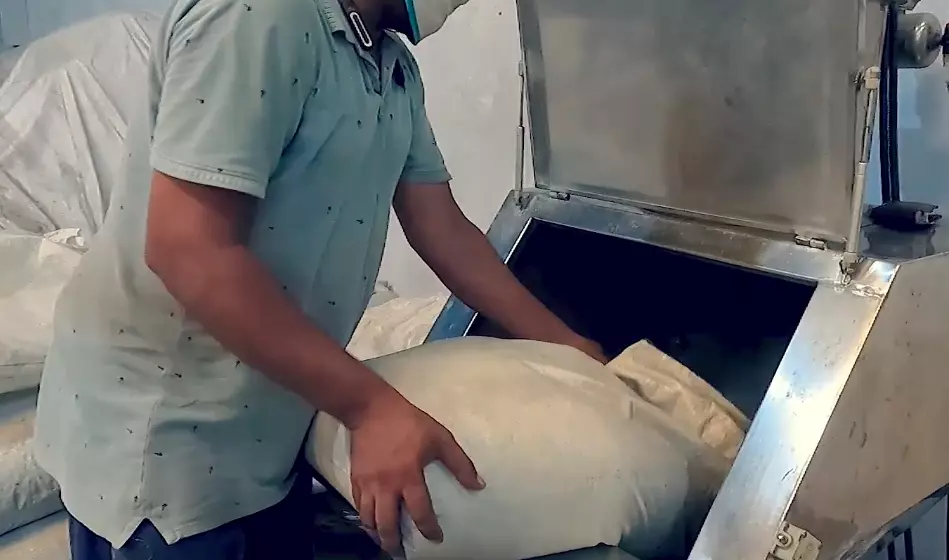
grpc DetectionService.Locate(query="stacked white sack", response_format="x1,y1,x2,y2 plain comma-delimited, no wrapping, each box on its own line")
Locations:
348,295,449,361
309,337,697,560
0,231,84,395
0,401,62,538
0,441,61,537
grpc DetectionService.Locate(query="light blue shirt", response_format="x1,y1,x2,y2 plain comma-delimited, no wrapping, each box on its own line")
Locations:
34,0,450,548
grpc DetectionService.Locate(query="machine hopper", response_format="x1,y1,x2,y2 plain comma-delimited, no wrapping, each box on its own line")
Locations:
426,0,949,558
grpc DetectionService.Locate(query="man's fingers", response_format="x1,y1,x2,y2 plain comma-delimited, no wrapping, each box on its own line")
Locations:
358,491,376,531
403,478,443,543
352,483,362,514
438,437,484,491
375,492,402,555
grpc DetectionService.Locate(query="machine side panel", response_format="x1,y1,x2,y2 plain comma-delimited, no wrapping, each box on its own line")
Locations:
788,254,949,559
517,0,885,242
689,286,885,560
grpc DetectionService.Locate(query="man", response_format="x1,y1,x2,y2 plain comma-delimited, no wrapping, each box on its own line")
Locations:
34,0,605,558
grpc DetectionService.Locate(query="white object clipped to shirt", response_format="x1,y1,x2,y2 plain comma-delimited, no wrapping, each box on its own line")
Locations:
308,336,749,560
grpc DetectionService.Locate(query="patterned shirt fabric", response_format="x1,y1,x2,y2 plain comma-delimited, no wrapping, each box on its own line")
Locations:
34,0,450,548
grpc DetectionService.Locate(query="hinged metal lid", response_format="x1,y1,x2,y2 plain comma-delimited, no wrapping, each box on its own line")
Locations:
516,0,886,243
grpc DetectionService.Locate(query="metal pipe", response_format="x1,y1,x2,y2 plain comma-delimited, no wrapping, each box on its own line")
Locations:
880,4,902,203
847,67,881,254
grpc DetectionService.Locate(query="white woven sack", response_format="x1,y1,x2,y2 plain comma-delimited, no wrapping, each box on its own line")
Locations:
0,401,63,538
607,341,749,461
347,296,449,361
309,337,690,560
0,231,84,396
603,342,749,542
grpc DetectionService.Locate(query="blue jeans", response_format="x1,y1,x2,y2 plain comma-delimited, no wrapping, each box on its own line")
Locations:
68,476,314,560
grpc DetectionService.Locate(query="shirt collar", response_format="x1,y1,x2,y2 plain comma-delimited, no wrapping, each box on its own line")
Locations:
318,0,353,38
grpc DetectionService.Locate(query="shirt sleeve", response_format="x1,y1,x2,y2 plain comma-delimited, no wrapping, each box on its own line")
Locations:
399,63,452,185
150,0,321,198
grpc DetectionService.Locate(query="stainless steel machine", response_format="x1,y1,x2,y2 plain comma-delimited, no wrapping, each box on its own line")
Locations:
425,1,949,559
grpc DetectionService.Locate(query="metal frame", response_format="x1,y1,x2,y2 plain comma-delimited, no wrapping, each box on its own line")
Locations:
511,0,888,247
689,284,886,560
424,0,949,555
426,191,949,560
427,192,893,560
429,190,877,342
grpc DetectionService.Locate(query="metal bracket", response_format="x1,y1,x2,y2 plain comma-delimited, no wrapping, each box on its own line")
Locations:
793,235,828,250
861,66,882,91
839,253,859,283
514,61,528,209
769,522,822,560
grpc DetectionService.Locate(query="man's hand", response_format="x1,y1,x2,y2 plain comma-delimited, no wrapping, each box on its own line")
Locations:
349,393,484,555
568,337,609,364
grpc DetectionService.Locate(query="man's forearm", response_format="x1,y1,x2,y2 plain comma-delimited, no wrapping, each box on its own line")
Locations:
409,216,582,346
148,243,395,428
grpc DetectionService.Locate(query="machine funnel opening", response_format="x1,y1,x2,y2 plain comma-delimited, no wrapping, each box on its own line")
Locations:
468,219,817,419
429,192,949,559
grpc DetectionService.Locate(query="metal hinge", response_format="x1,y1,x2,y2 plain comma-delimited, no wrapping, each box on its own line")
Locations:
793,235,828,250
544,190,571,201
860,66,881,90
769,522,822,560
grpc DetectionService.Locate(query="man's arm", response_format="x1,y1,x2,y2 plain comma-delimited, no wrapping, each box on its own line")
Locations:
144,0,390,424
146,173,393,425
393,183,606,362
395,62,602,361
146,172,481,551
